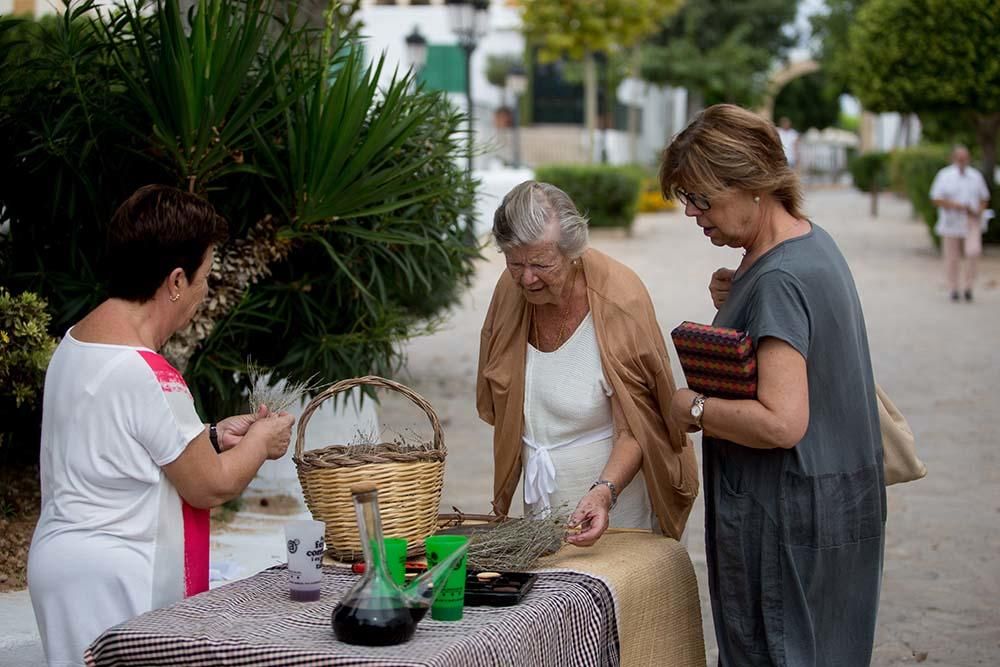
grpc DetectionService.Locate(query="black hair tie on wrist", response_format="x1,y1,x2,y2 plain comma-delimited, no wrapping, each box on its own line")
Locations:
209,423,221,454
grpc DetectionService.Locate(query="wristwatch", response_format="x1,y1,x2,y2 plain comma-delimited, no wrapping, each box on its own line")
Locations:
690,394,707,430
590,479,618,510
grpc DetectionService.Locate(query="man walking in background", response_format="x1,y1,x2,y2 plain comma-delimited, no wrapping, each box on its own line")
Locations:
930,145,991,302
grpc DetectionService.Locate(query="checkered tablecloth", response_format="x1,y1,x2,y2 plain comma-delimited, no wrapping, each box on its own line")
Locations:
84,565,620,666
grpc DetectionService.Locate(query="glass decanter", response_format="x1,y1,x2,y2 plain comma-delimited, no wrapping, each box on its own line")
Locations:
331,481,466,646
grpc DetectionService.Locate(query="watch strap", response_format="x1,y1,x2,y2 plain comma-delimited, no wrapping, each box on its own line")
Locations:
209,422,221,454
692,394,706,429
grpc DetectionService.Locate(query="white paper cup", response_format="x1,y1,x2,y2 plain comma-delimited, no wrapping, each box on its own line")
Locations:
285,520,325,601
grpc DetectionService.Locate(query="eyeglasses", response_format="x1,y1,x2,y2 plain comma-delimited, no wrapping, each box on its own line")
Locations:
675,188,711,211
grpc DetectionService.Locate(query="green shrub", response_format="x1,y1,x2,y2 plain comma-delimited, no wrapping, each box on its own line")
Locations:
987,189,1000,244
534,165,641,232
848,151,891,192
889,145,951,244
0,289,57,461
0,289,55,409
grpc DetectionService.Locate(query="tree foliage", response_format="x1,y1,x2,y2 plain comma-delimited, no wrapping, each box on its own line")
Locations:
0,0,478,424
640,0,799,110
809,0,864,94
521,0,677,63
774,70,841,131
521,0,679,161
847,0,1000,184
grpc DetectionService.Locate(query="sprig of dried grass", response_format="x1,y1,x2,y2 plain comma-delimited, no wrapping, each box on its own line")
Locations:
466,506,570,572
347,424,434,455
246,359,325,414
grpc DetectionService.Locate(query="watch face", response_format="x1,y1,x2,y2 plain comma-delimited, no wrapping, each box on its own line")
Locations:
691,403,703,419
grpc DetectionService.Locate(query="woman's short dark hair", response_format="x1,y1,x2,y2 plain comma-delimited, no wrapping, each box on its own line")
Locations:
106,185,228,302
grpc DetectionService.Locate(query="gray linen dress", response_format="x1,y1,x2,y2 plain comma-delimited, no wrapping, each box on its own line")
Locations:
706,223,886,666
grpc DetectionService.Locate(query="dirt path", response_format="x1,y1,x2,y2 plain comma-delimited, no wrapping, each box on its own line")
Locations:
382,188,1000,666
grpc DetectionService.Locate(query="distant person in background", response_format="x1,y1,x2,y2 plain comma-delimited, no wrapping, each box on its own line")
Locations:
930,145,991,302
776,116,800,169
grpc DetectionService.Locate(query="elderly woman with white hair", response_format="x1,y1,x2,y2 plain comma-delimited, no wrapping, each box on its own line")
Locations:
477,181,699,545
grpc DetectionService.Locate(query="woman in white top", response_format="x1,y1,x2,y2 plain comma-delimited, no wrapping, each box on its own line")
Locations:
477,182,699,547
27,185,295,666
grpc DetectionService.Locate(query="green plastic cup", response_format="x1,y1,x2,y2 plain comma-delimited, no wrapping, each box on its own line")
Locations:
383,537,408,587
424,535,468,621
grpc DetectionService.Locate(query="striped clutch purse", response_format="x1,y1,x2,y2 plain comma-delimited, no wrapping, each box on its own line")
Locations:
670,321,757,399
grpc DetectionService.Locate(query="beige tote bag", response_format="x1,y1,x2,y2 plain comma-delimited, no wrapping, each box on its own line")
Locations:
876,383,927,485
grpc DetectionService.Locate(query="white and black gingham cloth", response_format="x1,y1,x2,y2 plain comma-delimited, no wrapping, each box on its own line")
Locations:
85,565,620,666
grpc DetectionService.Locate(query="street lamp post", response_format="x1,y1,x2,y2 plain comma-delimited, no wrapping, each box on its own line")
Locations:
404,26,428,83
505,64,527,169
446,0,490,175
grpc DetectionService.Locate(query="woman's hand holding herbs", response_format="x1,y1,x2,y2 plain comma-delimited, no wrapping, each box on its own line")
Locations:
245,408,294,460
215,405,269,452
566,486,612,547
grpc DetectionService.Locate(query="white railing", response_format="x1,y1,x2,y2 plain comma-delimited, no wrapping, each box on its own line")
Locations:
799,128,859,184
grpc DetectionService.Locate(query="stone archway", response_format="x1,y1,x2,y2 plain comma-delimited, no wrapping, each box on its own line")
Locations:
757,59,821,122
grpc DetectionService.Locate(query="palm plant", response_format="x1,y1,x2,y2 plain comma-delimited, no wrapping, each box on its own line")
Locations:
103,0,299,193
0,0,478,438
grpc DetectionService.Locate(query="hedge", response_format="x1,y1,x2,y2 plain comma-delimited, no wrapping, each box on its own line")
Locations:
848,151,891,192
534,165,642,232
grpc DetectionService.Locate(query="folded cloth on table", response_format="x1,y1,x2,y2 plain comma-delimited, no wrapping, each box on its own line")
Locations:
539,531,706,667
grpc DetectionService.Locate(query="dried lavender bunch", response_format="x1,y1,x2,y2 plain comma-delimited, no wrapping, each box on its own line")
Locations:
466,506,570,572
348,424,434,455
246,359,324,414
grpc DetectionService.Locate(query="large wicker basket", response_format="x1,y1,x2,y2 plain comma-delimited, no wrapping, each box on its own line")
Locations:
293,376,447,561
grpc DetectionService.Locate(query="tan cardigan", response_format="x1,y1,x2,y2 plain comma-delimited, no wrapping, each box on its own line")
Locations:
477,248,699,539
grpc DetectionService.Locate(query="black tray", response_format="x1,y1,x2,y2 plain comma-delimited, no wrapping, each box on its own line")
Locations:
463,571,537,607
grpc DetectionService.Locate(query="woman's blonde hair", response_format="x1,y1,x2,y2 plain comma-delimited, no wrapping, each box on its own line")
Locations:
659,104,806,220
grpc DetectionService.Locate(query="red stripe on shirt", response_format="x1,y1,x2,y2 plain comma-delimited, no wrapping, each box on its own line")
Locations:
137,350,191,395
181,500,210,596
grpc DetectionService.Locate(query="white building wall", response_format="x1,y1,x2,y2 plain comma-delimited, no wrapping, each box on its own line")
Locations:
871,112,922,152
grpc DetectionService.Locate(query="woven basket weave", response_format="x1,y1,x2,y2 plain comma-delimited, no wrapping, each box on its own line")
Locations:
293,376,447,561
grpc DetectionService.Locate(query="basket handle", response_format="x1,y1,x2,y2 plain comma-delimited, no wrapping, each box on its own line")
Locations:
294,375,446,460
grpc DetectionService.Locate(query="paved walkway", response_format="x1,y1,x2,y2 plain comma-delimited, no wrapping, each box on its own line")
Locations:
3,188,998,665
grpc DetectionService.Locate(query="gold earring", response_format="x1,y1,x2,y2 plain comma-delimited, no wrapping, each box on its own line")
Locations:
753,195,760,204
170,293,181,302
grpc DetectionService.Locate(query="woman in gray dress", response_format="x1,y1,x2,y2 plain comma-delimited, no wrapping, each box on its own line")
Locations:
659,104,885,666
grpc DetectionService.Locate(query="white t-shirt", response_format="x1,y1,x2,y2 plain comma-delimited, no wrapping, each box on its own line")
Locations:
777,127,800,166
930,163,991,237
27,330,207,666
